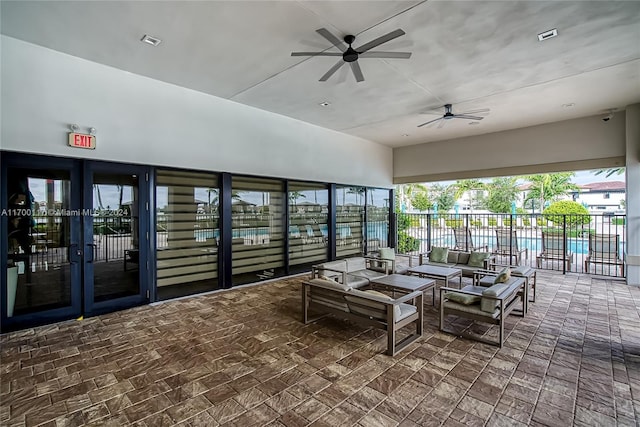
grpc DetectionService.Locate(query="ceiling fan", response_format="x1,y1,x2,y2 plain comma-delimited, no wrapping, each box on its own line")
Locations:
291,28,411,82
417,104,490,128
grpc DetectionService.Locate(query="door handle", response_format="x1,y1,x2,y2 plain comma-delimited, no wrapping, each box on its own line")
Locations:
68,244,82,263
86,243,97,263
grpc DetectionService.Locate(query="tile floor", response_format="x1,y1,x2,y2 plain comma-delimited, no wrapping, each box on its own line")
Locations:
1,271,639,426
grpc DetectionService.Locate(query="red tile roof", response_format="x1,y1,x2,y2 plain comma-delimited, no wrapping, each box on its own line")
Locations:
580,181,626,191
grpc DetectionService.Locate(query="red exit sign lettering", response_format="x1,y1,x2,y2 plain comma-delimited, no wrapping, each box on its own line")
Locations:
68,132,96,149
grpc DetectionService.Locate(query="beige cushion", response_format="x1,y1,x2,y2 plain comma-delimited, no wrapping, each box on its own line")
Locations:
468,251,490,267
346,257,367,272
445,292,480,305
447,251,460,264
429,247,449,263
493,267,511,284
345,289,405,320
457,252,471,265
379,247,395,260
308,278,351,292
480,283,509,312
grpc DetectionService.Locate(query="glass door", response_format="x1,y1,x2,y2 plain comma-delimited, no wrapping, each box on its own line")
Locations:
1,155,151,330
83,162,150,315
2,155,82,328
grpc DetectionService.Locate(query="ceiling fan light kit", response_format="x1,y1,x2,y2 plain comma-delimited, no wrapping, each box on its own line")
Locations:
291,28,412,82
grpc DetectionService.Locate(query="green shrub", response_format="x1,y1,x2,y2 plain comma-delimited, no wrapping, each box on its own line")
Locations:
612,218,626,225
543,201,591,226
488,218,497,227
503,218,512,226
397,231,420,253
470,219,482,227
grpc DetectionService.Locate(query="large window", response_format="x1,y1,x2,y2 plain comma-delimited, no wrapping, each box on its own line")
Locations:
336,185,365,258
156,170,219,300
366,188,391,252
232,177,285,284
288,182,328,272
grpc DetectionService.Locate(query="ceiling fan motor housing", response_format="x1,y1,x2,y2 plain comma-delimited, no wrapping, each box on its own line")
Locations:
343,35,358,62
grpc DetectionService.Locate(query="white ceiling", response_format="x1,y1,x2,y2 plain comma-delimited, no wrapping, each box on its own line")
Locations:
2,1,640,148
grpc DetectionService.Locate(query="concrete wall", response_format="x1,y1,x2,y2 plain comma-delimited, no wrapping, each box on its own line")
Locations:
394,116,626,183
0,36,393,188
625,104,640,286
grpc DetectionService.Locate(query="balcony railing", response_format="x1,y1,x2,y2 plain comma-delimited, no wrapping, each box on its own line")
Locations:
395,213,626,278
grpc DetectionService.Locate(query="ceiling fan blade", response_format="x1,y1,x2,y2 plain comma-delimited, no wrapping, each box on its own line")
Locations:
291,52,343,57
453,114,485,120
356,29,405,53
459,108,490,115
316,28,347,52
417,117,442,128
319,60,346,82
350,61,364,82
359,51,412,59
437,119,446,129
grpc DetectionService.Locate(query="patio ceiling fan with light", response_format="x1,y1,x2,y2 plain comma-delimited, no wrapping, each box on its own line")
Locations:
291,28,411,82
417,104,490,128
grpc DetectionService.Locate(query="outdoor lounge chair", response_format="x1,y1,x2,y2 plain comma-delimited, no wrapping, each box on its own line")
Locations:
537,231,573,270
585,234,624,276
453,227,487,252
310,223,328,245
493,229,527,265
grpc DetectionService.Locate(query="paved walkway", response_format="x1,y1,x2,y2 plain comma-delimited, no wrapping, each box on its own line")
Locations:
1,272,639,426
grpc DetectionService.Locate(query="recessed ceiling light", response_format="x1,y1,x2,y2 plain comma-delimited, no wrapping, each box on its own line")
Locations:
141,34,162,46
319,101,331,107
562,103,575,108
537,29,558,41
402,133,410,137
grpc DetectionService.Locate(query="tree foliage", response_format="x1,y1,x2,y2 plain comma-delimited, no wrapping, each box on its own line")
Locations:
430,184,456,212
593,167,625,177
411,192,432,212
524,172,578,211
543,200,591,226
485,177,519,213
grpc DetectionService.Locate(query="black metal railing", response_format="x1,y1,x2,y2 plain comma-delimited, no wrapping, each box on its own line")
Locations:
395,213,626,278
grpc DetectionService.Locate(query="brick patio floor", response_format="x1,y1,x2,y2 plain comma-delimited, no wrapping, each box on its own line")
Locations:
1,271,639,426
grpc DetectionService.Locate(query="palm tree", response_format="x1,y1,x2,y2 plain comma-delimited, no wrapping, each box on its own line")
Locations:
289,191,305,207
593,167,625,177
485,177,519,213
524,173,578,212
397,183,427,211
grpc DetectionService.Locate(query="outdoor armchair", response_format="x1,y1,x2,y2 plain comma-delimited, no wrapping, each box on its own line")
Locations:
585,233,624,276
537,231,573,271
493,228,528,265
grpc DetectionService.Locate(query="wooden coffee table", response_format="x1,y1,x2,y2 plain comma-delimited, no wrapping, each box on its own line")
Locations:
407,265,463,289
370,274,437,305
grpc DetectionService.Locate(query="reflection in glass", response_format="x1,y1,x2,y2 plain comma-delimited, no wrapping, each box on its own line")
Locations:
289,182,328,272
6,169,72,316
232,177,284,284
366,188,391,253
336,185,365,258
156,170,219,300
92,173,140,302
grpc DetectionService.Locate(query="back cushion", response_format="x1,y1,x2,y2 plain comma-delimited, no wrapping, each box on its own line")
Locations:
345,289,399,320
379,247,396,260
457,252,471,265
429,247,449,263
317,260,347,277
468,251,490,267
447,251,460,264
346,257,367,272
308,278,352,292
480,283,509,312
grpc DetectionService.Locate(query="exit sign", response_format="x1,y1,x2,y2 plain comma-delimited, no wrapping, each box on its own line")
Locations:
68,132,96,149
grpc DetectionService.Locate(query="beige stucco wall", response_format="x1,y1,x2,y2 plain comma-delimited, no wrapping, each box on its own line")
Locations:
393,115,626,183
